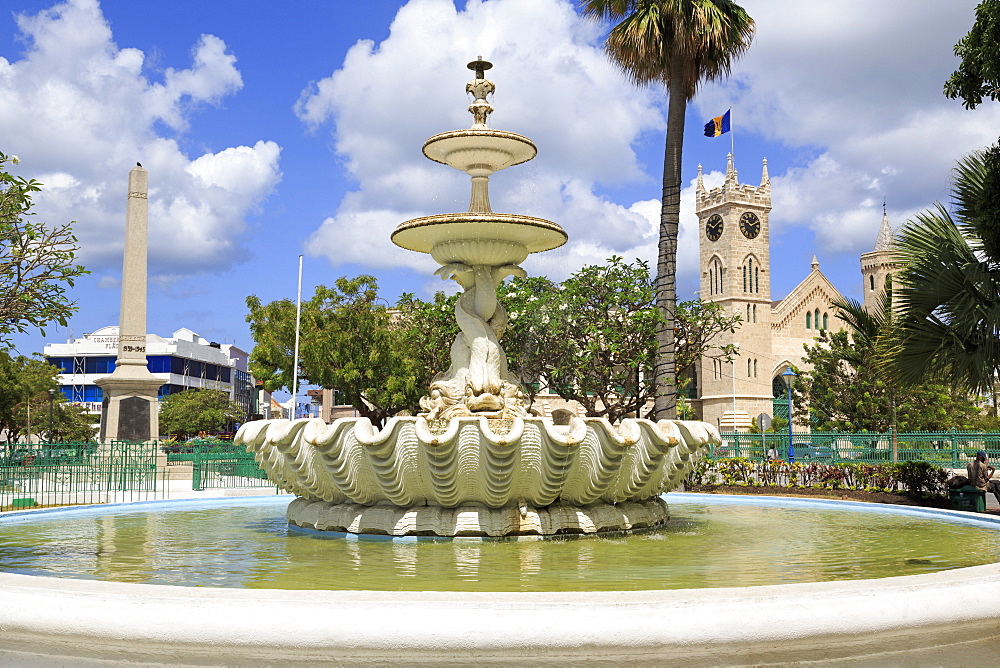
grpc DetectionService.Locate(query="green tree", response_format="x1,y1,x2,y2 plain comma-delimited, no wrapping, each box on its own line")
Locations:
12,396,97,443
830,293,901,433
158,389,245,439
499,257,740,422
891,147,1000,400
49,401,98,442
247,276,425,429
500,258,659,422
0,151,88,347
496,274,563,408
581,0,755,420
395,290,460,387
944,0,1000,109
797,302,986,433
0,351,60,443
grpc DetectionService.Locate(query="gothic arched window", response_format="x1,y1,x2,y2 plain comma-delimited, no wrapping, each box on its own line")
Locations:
806,311,811,329
708,258,725,296
754,267,759,293
814,308,820,328
823,313,828,330
869,275,875,291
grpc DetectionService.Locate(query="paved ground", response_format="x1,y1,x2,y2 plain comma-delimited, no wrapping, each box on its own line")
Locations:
984,490,1000,515
159,478,281,499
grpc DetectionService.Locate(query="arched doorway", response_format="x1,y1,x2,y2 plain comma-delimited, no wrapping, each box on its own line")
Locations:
772,374,790,421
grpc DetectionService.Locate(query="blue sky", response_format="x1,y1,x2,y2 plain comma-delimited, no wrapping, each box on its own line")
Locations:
2,0,998,375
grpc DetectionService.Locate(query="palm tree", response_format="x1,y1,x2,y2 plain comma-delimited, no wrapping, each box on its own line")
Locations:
581,0,755,419
892,146,1000,408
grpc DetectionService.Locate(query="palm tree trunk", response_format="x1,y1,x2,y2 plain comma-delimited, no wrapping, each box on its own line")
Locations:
653,67,686,420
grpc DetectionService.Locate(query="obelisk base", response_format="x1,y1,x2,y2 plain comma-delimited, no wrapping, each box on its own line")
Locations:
95,375,165,443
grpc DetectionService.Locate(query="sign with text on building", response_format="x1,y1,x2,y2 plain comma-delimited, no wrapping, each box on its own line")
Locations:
92,336,119,350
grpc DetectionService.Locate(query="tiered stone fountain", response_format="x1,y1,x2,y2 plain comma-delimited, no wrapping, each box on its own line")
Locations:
2,59,998,668
235,59,720,537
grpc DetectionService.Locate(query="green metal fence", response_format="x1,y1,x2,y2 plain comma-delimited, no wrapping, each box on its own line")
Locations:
712,430,1000,468
0,441,165,511
185,444,278,492
1,440,280,511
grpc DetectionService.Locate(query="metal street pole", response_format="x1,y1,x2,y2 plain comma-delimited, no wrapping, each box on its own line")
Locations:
291,254,303,421
47,389,55,443
731,342,740,433
782,368,797,464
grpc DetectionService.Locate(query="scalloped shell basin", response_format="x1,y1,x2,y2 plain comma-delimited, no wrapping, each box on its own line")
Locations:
236,416,718,536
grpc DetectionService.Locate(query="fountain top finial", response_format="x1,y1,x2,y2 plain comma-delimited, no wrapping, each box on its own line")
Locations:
467,56,493,79
465,56,495,128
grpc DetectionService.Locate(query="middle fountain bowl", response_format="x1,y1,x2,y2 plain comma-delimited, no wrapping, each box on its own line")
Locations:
236,58,721,537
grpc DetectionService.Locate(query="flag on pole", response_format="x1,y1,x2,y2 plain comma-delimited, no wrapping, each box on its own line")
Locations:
703,110,731,137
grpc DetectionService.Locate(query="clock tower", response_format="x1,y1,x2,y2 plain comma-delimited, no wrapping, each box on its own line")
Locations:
694,155,774,430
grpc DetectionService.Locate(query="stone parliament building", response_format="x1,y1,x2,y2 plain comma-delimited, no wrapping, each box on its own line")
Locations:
691,155,897,430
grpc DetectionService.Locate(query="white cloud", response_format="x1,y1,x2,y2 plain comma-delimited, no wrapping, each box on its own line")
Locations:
696,0,1000,256
96,275,120,289
298,0,663,280
307,202,439,274
0,0,281,275
300,0,999,296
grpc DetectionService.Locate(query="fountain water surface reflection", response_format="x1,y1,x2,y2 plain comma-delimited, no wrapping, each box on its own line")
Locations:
1,495,998,592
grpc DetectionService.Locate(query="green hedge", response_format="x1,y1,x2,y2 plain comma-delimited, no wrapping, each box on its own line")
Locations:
686,458,950,496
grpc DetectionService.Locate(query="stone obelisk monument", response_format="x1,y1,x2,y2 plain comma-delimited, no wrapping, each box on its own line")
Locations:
95,164,165,442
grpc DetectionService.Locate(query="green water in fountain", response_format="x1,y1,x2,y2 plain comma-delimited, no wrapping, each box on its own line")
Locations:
1,495,997,592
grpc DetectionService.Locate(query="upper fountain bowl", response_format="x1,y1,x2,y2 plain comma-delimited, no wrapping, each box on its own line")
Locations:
423,129,536,173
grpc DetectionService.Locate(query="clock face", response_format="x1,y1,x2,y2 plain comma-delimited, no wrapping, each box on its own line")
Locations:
740,212,761,239
705,214,724,241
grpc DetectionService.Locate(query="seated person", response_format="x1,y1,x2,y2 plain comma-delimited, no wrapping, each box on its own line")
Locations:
967,450,1000,505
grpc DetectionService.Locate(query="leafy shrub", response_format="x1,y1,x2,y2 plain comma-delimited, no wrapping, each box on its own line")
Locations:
685,459,949,497
894,461,949,495
685,459,712,486
716,458,755,485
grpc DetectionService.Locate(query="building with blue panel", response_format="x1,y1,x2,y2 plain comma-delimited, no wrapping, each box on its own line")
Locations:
44,326,254,423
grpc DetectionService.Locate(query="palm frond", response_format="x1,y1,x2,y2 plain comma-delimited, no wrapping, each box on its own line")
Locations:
953,145,1000,263
581,0,754,96
892,192,1000,393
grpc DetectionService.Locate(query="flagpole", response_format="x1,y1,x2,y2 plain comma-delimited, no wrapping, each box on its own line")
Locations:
730,108,735,167
291,254,303,420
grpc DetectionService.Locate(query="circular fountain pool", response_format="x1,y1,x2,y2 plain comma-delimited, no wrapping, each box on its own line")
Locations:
1,493,998,591
2,494,999,666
